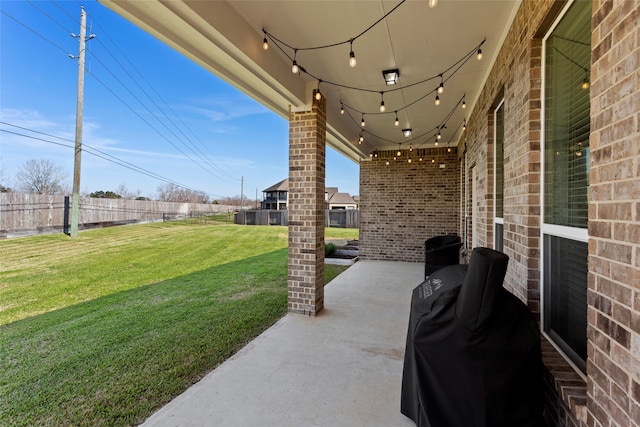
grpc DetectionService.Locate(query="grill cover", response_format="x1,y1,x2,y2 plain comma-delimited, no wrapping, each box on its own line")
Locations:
401,248,544,427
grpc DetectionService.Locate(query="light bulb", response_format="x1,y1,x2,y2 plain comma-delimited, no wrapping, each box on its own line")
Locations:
340,105,345,114
359,135,364,143
435,141,439,146
262,37,269,50
315,91,322,101
438,81,444,94
394,113,399,126
435,95,440,106
477,48,483,60
428,0,438,8
437,132,442,140
462,100,466,109
419,157,423,162
386,160,390,165
408,158,412,163
370,152,373,158
361,117,365,127
349,51,357,68
380,101,386,112
397,150,401,157
292,60,299,74
582,79,590,90
447,147,452,153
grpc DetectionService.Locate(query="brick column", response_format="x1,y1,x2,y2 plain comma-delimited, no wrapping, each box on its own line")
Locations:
287,91,326,316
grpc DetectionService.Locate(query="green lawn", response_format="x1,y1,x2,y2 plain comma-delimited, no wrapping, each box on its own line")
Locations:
0,222,357,426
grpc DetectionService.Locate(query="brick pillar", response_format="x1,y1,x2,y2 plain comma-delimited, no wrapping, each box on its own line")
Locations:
287,91,326,316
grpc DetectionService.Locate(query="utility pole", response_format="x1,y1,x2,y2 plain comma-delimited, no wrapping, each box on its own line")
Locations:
70,7,93,237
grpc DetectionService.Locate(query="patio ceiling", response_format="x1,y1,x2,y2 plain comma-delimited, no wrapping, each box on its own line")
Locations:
99,0,520,162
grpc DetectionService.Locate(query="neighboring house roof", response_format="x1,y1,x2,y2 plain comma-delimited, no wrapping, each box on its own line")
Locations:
328,192,356,205
263,180,355,206
263,178,288,193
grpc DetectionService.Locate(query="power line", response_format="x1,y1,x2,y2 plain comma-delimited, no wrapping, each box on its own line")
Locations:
87,51,237,183
85,16,237,181
0,9,70,55
5,1,240,192
0,123,226,199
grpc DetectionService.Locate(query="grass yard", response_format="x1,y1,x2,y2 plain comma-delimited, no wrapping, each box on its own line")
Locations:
0,222,357,426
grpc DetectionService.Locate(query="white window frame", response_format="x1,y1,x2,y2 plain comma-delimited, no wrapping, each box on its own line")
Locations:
494,100,505,251
540,0,589,380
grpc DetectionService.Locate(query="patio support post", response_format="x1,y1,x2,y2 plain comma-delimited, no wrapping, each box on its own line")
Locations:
287,90,326,316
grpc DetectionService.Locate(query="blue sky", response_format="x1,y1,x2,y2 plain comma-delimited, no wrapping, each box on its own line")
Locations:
0,0,359,200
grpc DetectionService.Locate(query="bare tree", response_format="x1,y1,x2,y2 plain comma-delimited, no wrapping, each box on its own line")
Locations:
115,183,142,200
15,159,69,195
156,183,210,203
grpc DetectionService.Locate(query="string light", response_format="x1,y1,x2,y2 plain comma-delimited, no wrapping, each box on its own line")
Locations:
291,49,299,74
428,0,438,8
435,95,440,106
397,145,402,157
438,75,444,94
463,119,467,131
359,133,364,143
349,39,357,68
386,160,390,165
262,37,269,50
582,72,590,90
394,112,399,127
315,80,322,101
379,92,386,112
462,99,467,109
408,158,412,163
477,48,483,60
340,103,345,114
361,114,365,127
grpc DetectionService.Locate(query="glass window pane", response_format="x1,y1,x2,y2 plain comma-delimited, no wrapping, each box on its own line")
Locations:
494,222,503,252
544,235,588,371
495,103,504,219
544,1,591,228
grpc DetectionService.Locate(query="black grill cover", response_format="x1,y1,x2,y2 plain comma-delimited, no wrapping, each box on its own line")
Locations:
401,247,544,427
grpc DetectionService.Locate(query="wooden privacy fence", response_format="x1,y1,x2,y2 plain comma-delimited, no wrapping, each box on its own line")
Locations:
234,209,358,228
0,192,236,238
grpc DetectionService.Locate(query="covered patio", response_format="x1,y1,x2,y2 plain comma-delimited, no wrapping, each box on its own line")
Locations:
99,1,640,426
142,260,420,426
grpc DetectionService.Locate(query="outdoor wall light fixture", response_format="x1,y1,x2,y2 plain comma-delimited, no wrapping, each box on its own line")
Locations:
382,69,400,85
402,128,412,137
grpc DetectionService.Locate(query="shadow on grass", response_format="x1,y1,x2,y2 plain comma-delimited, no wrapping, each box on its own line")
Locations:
0,249,290,427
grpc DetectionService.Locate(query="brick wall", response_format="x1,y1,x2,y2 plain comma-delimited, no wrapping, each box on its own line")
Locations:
360,147,459,263
459,0,640,426
587,0,640,425
287,92,326,316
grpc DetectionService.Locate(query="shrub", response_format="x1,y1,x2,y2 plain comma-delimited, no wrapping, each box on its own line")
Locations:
325,242,337,257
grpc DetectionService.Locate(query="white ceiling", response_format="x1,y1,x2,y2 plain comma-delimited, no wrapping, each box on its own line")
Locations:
100,0,521,162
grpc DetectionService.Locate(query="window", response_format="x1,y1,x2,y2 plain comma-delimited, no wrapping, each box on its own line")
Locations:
542,0,591,372
494,101,504,252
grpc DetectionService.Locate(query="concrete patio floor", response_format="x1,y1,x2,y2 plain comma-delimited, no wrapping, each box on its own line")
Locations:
142,260,422,427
